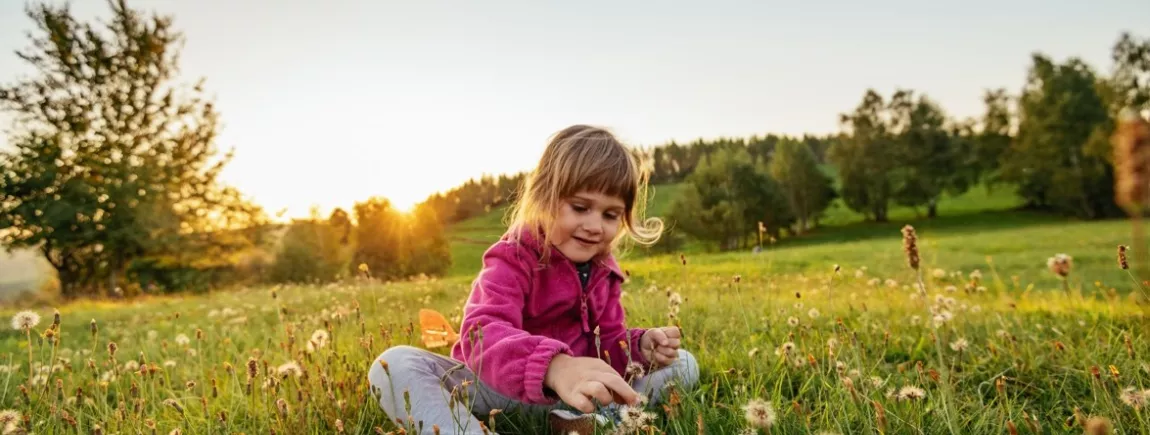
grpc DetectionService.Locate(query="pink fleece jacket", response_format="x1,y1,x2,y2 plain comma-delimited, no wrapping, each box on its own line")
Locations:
450,228,649,405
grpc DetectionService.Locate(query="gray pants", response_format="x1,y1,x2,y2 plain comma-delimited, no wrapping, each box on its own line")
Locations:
367,345,699,435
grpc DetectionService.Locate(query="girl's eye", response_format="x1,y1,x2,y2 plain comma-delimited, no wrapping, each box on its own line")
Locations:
571,204,588,213
604,212,619,221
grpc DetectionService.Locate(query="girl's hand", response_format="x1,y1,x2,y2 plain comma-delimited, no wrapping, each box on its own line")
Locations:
640,327,682,368
544,354,639,413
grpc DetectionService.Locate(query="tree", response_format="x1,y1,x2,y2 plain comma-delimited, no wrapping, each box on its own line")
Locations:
974,89,1014,186
830,90,896,222
1000,54,1116,218
669,148,793,250
1110,32,1150,114
351,197,408,280
0,0,264,297
887,90,964,218
769,138,835,233
405,203,451,277
270,208,350,283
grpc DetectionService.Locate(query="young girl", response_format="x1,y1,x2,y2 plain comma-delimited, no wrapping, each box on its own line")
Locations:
367,125,699,435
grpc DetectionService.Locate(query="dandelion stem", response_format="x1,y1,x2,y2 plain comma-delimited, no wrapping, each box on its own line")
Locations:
1124,269,1150,303
24,328,33,393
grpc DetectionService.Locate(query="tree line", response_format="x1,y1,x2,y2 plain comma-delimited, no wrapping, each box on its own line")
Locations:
659,32,1149,250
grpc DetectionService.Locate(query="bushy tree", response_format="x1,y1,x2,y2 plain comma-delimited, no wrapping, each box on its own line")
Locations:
769,138,835,233
830,90,896,222
670,148,792,250
1000,55,1116,218
0,0,264,297
270,208,351,283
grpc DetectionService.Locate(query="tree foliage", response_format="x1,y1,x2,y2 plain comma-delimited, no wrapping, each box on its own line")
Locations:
769,138,835,233
670,148,793,250
0,0,265,297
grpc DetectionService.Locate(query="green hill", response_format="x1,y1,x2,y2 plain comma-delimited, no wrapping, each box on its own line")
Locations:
445,181,1034,279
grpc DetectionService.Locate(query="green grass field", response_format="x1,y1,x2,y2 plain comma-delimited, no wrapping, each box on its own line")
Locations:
2,214,1148,434
3,182,1150,434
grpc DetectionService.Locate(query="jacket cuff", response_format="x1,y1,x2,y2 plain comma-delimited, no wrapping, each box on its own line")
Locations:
628,328,650,367
523,339,572,404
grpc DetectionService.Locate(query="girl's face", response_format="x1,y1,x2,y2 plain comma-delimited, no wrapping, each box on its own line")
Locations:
551,191,625,263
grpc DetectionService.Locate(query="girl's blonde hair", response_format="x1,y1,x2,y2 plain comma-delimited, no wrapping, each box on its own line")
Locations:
507,124,663,261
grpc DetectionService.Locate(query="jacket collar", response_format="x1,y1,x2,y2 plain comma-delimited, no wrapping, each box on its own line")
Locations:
505,226,626,281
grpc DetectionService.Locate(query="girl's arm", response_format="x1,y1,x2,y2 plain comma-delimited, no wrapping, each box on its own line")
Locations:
455,241,573,405
597,284,650,375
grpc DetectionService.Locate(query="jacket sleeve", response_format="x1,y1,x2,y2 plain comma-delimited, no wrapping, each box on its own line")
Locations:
455,241,573,405
597,283,650,376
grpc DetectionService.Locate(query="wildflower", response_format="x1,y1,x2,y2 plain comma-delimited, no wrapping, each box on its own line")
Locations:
895,385,926,401
910,315,921,325
1119,245,1130,270
163,360,177,369
625,362,645,380
775,342,796,357
901,225,920,270
124,360,140,372
885,279,898,288
748,348,760,358
869,376,885,388
741,399,776,429
668,292,683,306
0,410,19,425
11,311,40,331
1047,254,1073,277
932,268,946,278
808,308,820,319
175,334,191,346
277,361,303,378
867,278,879,286
949,338,969,352
856,269,866,278
310,329,330,349
827,338,839,350
944,285,957,292
787,317,799,327
619,405,657,430
1085,416,1112,435
1119,387,1150,409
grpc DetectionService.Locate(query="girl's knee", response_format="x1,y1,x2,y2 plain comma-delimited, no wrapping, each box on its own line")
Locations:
673,349,700,387
367,345,424,390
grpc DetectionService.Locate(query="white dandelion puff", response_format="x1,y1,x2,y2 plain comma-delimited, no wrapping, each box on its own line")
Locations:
11,311,40,331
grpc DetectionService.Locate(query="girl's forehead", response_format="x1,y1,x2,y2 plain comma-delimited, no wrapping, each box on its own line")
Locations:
568,190,626,207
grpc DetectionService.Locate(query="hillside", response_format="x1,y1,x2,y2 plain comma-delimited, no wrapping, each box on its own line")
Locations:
446,181,1035,278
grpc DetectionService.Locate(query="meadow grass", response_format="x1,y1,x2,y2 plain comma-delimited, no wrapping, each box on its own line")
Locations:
1,222,1148,434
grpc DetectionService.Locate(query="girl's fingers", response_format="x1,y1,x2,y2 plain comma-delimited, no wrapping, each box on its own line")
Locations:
564,392,594,413
595,372,639,405
657,346,678,360
579,381,613,408
664,338,681,349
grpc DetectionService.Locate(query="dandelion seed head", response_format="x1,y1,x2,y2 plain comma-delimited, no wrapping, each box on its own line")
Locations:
175,334,190,346
1119,387,1149,409
950,338,969,352
11,311,40,331
787,317,799,327
741,399,776,428
808,308,820,319
277,361,302,378
0,410,19,424
896,385,927,401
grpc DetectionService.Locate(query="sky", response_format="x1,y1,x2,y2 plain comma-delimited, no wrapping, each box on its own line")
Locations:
0,0,1147,220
